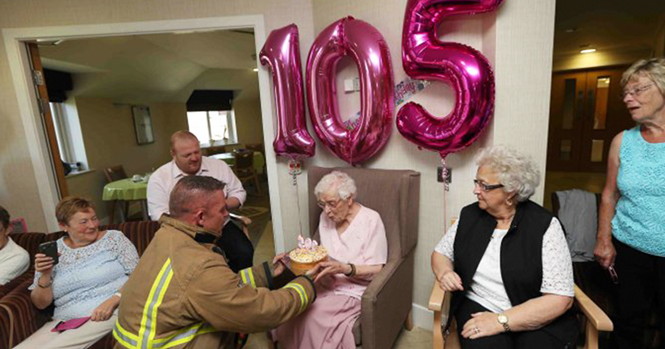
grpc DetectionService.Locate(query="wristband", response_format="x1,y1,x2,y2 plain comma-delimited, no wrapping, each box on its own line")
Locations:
345,263,356,277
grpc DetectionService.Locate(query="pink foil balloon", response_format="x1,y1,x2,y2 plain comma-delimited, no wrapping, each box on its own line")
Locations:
397,0,504,159
260,24,316,159
306,17,395,165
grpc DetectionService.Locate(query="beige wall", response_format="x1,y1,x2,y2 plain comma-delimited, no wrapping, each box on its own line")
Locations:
0,0,555,329
306,0,556,326
234,98,264,146
553,49,652,72
0,0,315,232
64,97,186,221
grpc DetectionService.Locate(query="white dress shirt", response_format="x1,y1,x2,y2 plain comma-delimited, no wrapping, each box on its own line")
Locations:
147,156,247,221
0,237,30,285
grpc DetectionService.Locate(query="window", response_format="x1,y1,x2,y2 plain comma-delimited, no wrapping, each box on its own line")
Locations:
49,101,88,173
186,110,237,147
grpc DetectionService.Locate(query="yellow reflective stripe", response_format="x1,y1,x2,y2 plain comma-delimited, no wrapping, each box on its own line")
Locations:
239,268,256,288
247,269,256,288
152,323,203,344
138,258,172,349
284,282,308,313
148,268,174,347
113,321,139,348
158,325,218,349
240,269,249,285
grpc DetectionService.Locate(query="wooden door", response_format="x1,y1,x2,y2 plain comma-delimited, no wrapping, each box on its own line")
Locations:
27,43,69,197
547,71,587,171
547,66,633,172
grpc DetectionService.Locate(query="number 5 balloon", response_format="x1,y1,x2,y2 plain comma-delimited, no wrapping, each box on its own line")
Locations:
397,0,504,159
260,24,316,159
306,17,395,165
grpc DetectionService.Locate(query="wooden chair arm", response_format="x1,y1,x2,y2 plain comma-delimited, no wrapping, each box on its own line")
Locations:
429,282,446,312
575,284,613,332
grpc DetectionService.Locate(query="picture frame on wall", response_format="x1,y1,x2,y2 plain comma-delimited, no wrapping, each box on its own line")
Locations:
132,105,154,145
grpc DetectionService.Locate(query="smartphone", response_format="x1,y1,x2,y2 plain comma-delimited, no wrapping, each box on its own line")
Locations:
38,241,59,265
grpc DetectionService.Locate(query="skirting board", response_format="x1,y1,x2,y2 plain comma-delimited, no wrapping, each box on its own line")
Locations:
412,303,434,331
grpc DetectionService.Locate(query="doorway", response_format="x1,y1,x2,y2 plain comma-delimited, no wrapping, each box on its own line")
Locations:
3,16,287,254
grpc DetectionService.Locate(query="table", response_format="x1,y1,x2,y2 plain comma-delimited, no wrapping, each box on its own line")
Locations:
210,152,265,174
102,178,149,222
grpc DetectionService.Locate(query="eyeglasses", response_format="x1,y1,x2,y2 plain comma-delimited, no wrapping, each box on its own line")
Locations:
317,199,342,209
621,84,654,99
473,179,504,192
608,265,619,284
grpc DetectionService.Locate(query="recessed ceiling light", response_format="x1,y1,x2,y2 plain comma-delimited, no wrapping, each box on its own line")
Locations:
253,68,259,72
580,48,596,54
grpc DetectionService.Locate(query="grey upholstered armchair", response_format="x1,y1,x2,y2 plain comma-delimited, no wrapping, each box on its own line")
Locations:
307,166,421,349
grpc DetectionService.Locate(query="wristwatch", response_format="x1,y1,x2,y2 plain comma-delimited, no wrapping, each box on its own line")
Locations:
497,313,510,332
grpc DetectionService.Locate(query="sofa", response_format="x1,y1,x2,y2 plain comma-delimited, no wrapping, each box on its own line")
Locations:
0,221,161,349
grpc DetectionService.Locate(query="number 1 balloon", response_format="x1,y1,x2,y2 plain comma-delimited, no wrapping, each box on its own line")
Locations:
260,24,316,160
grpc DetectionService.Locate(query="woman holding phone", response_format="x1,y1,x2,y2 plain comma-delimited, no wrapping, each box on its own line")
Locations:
15,196,139,349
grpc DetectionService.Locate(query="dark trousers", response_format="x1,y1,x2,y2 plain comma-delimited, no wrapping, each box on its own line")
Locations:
217,221,254,273
455,298,569,349
610,237,665,349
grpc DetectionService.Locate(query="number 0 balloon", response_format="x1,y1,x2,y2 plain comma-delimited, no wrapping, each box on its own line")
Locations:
397,0,504,159
306,17,395,165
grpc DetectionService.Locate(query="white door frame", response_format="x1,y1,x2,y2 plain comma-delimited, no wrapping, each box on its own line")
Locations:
2,15,286,252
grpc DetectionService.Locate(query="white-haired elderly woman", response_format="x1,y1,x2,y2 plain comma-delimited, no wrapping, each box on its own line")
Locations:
431,146,578,349
272,171,388,349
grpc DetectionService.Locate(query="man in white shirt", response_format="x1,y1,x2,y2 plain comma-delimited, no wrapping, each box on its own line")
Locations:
0,205,30,285
147,131,254,272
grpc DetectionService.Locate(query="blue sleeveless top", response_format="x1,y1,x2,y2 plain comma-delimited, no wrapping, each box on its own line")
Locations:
612,126,665,256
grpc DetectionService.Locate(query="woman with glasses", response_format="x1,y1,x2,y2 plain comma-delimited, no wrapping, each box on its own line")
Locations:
272,171,388,349
431,145,577,348
593,58,665,348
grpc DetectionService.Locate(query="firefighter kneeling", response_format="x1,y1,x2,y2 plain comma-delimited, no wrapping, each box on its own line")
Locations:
113,175,316,349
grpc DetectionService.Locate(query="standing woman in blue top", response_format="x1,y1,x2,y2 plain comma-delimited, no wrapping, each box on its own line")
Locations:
593,58,665,349
15,197,139,349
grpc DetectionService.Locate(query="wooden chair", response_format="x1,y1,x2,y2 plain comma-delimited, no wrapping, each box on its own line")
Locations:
103,165,130,224
429,283,613,349
103,165,128,183
429,218,613,349
233,150,261,195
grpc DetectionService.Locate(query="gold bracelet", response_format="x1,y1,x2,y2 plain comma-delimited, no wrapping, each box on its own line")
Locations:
37,277,53,288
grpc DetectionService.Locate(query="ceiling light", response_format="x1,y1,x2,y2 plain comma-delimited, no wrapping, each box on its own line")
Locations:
580,48,596,54
253,68,259,72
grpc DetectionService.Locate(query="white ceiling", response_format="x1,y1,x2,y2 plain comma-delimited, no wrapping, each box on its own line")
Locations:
38,2,665,103
554,0,665,57
39,29,259,103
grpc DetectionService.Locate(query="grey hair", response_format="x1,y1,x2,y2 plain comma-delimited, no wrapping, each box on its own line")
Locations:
475,145,540,202
314,171,357,200
621,58,665,97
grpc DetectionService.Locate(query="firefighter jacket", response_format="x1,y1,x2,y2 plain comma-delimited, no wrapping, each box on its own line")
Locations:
113,215,316,349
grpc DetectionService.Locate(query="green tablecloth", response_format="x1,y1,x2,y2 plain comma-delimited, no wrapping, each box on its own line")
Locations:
209,152,265,174
102,178,148,201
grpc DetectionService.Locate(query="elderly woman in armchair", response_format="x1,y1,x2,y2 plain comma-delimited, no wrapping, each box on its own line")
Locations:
15,197,139,349
431,146,578,349
272,171,388,349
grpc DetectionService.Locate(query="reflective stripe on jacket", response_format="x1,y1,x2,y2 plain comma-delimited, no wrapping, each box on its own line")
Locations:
114,215,316,349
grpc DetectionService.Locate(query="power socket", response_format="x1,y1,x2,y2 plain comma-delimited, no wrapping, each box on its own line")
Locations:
437,166,452,184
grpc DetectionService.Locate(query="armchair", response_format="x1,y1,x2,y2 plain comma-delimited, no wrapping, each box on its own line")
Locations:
306,166,421,349
428,216,613,349
428,283,613,349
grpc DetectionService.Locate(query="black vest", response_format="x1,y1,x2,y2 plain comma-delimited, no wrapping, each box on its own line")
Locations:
450,201,578,346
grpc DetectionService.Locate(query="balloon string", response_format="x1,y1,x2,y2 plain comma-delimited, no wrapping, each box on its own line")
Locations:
294,174,304,239
441,157,448,229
